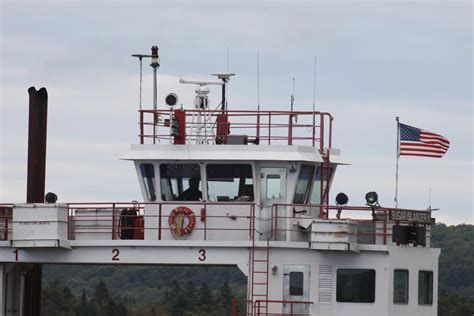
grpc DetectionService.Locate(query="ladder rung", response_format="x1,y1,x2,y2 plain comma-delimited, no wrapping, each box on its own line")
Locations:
253,271,268,274
252,282,268,285
252,294,267,297
253,259,268,262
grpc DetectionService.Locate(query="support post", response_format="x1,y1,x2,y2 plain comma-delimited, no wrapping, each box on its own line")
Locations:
395,117,400,208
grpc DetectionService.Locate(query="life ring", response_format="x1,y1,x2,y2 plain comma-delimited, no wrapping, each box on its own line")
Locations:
168,206,196,236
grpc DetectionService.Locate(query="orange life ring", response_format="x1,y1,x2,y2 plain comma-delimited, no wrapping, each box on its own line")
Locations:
168,206,196,236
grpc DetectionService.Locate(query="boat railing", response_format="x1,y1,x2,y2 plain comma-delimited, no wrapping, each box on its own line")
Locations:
66,201,256,241
0,202,431,246
230,299,314,316
271,203,433,246
138,109,333,149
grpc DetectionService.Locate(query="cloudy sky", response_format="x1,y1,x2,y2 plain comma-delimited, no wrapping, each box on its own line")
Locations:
1,1,472,224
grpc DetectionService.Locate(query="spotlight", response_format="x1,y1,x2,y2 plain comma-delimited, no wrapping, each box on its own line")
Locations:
365,191,378,206
335,192,348,220
335,193,349,206
45,192,58,203
165,93,178,109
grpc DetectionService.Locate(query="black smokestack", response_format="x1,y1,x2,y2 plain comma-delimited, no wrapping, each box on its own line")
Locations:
27,87,48,203
25,86,48,315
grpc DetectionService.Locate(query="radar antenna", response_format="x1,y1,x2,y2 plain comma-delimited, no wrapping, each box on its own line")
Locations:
180,78,224,144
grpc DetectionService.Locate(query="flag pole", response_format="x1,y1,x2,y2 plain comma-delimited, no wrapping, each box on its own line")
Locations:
395,117,400,208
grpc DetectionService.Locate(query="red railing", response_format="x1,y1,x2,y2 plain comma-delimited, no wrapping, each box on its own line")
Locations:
271,203,432,245
139,109,333,149
67,201,256,241
0,201,431,246
255,300,314,316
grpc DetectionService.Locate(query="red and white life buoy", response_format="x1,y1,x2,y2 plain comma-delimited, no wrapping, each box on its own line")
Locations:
168,206,196,236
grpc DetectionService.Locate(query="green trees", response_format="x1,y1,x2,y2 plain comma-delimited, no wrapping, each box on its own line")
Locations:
159,280,237,316
431,224,474,315
42,280,76,316
42,280,127,316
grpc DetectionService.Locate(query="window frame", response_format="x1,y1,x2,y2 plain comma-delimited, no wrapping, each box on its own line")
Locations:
393,269,409,305
309,166,334,205
293,164,315,204
289,271,304,296
159,163,202,201
418,270,433,305
336,268,376,303
205,163,254,202
139,163,157,201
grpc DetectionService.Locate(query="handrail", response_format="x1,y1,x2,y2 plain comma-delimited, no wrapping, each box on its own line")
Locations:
255,299,314,316
0,201,431,244
138,108,333,149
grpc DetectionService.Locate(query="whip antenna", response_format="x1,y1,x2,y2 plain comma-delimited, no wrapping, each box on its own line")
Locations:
312,58,317,112
227,48,230,73
257,52,260,111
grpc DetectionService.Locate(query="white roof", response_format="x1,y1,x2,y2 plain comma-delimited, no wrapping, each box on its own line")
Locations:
122,144,348,164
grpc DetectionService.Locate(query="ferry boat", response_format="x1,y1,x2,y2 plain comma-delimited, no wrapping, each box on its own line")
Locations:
0,47,439,316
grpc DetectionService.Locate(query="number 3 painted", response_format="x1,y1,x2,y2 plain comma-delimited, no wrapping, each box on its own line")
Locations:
112,248,120,261
198,248,206,261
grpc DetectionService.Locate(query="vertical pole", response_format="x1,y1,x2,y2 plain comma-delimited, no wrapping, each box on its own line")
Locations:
257,52,261,141
395,117,400,208
158,204,162,240
140,111,144,144
26,87,47,316
139,57,143,110
112,203,116,240
268,112,271,145
153,67,157,113
312,58,317,147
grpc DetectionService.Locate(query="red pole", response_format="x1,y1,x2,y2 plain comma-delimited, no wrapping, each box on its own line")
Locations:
4,217,8,240
288,114,293,145
158,204,162,240
204,203,207,240
231,299,237,316
268,113,272,145
112,203,116,240
140,111,144,144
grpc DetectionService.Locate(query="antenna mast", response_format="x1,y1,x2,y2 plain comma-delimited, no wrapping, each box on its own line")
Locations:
132,45,160,114
257,52,260,111
312,58,317,112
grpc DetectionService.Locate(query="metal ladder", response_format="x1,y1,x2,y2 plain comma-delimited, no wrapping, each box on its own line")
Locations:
250,232,270,315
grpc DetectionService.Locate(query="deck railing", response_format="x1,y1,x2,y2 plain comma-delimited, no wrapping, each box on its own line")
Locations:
139,109,333,149
231,299,314,316
0,202,431,246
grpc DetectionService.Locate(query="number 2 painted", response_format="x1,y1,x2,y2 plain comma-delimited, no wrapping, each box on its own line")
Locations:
112,248,120,261
198,248,206,261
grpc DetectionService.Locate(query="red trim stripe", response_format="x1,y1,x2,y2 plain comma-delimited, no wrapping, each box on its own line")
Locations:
400,153,443,158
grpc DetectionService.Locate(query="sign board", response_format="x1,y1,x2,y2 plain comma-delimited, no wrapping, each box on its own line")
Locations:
389,209,431,224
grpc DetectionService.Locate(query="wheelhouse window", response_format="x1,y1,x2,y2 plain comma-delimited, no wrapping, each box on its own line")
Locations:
394,270,409,304
160,164,201,201
336,269,375,303
310,167,334,204
293,165,315,204
418,271,433,305
289,272,304,296
266,175,281,199
206,164,253,202
140,163,156,201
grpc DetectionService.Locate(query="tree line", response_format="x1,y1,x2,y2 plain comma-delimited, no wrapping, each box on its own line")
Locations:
43,279,242,316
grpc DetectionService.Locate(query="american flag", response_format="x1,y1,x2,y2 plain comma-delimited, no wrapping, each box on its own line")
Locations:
399,123,450,158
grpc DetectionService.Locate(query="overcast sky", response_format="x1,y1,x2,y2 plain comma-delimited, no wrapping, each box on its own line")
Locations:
1,0,472,224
